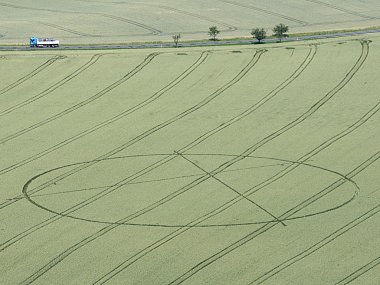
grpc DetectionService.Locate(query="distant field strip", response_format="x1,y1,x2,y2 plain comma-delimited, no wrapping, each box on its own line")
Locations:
220,0,308,25
0,52,158,145
0,54,103,116
0,55,63,97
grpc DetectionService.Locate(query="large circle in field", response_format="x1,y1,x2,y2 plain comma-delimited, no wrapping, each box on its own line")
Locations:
23,153,359,227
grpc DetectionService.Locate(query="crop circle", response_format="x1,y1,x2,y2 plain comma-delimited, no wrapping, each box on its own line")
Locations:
23,153,359,228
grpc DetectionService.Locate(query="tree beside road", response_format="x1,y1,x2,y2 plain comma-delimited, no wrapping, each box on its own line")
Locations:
251,28,267,43
273,23,289,42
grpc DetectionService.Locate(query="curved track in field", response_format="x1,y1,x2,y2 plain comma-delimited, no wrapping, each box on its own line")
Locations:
3,45,313,276
22,154,359,227
0,55,64,97
0,54,103,116
92,41,372,285
0,51,208,190
0,50,266,252
16,41,371,284
0,52,158,145
18,49,265,198
163,40,371,284
169,150,380,285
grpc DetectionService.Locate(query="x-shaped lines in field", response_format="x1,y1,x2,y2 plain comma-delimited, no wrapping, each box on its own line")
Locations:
173,151,286,227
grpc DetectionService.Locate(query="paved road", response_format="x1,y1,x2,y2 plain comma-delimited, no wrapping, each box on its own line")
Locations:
0,29,379,51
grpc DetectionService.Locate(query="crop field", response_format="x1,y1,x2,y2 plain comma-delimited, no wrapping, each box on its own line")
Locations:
0,34,380,284
0,0,380,44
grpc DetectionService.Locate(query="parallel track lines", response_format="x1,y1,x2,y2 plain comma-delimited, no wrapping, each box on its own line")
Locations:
13,51,267,284
0,50,263,252
11,41,367,283
169,149,380,285
250,204,380,284
93,41,370,284
335,255,380,285
0,52,158,145
220,0,308,25
0,52,208,202
0,54,103,117
19,47,318,283
0,55,63,97
21,49,264,198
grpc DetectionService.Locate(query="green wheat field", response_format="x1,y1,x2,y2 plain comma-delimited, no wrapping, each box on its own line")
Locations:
1,1,380,285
